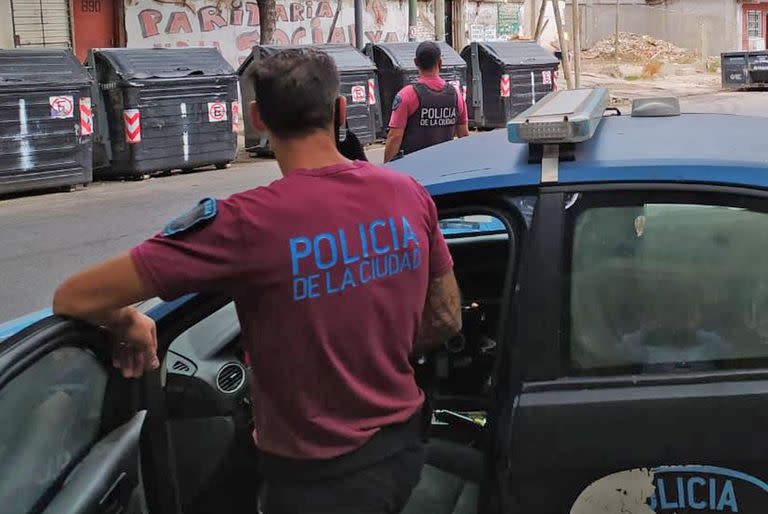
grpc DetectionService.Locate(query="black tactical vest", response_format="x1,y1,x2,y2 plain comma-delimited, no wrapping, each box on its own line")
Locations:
400,83,458,155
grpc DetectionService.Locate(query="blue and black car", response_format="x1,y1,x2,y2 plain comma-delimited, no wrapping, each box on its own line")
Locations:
2,88,768,513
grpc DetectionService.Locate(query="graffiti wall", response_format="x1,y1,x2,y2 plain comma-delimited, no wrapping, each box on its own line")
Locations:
124,0,433,66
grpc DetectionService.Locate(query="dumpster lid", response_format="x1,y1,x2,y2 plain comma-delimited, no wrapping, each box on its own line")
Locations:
239,44,375,74
94,48,234,80
0,49,90,84
374,41,465,70
479,41,559,67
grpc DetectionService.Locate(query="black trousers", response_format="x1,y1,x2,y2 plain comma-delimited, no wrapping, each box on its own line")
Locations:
261,441,425,514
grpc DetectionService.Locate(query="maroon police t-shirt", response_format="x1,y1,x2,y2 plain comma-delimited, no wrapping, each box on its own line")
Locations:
130,160,453,460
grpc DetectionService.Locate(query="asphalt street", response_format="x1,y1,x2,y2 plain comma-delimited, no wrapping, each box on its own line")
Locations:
0,91,766,322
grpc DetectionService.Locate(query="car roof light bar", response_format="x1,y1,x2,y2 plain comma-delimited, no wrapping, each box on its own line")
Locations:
507,88,610,145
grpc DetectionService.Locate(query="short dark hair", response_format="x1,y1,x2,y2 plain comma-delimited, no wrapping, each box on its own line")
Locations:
252,48,340,139
415,41,441,70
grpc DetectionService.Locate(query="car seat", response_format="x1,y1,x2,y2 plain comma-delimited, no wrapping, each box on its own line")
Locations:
401,439,482,514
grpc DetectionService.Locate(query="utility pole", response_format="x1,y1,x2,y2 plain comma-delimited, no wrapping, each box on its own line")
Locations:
572,0,581,87
409,0,417,41
534,0,548,41
435,0,446,41
552,0,574,89
354,0,363,49
614,0,620,64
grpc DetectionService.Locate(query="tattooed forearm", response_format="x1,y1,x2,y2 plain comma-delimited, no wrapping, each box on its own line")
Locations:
415,271,462,352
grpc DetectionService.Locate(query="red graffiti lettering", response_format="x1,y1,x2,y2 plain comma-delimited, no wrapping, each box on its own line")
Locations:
198,6,227,32
305,1,313,16
290,2,304,21
291,27,307,44
330,27,345,43
237,29,260,50
276,4,289,22
139,9,162,38
384,32,398,42
365,30,382,43
316,1,333,17
165,12,192,34
231,7,244,25
176,41,190,47
245,2,260,25
275,29,290,44
370,0,386,25
311,17,324,43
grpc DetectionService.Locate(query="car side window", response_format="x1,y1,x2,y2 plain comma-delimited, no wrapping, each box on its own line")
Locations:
567,195,768,374
0,347,107,512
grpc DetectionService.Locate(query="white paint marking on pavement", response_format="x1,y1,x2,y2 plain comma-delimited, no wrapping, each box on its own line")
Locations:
531,71,536,105
180,102,189,162
18,99,33,171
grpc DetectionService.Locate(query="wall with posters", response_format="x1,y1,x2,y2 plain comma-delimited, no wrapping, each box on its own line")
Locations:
465,1,527,43
124,0,435,66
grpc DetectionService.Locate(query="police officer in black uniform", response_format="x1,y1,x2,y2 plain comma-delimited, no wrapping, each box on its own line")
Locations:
384,41,470,162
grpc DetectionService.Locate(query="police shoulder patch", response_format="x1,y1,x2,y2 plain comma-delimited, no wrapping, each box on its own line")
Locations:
162,197,218,237
392,94,402,112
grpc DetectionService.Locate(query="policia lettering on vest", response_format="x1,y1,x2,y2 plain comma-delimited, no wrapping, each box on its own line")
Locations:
384,41,470,163
419,105,458,126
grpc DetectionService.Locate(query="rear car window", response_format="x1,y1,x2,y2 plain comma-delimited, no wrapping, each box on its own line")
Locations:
568,202,768,373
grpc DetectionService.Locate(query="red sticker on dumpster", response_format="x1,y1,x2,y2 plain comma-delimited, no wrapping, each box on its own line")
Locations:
367,79,376,105
231,101,241,133
208,101,228,122
79,98,93,136
542,70,553,85
351,85,366,103
124,109,141,144
49,95,74,119
500,74,511,98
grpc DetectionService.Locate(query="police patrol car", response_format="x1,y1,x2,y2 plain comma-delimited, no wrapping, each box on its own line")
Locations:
1,88,768,514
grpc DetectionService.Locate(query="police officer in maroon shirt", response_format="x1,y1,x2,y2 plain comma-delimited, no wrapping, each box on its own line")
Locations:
384,41,470,162
53,48,462,514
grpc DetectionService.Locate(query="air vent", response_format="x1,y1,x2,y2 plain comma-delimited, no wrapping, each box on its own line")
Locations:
216,363,246,394
172,360,191,373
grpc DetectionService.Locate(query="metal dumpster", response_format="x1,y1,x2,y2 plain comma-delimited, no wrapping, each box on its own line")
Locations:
461,41,559,129
239,44,380,156
364,41,467,136
0,49,93,195
722,51,768,89
87,48,238,177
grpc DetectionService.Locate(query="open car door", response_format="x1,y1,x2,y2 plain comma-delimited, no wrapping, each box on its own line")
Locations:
0,317,147,514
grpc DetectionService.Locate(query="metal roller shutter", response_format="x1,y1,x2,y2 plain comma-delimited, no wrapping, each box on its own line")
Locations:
11,0,72,48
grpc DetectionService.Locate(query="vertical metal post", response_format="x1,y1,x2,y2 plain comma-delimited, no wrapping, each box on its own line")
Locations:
572,0,581,88
409,0,417,41
435,0,446,41
614,0,620,64
552,0,573,89
534,0,548,41
354,0,363,49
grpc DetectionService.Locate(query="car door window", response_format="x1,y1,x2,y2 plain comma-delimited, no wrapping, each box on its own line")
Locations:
0,346,107,512
567,195,768,373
